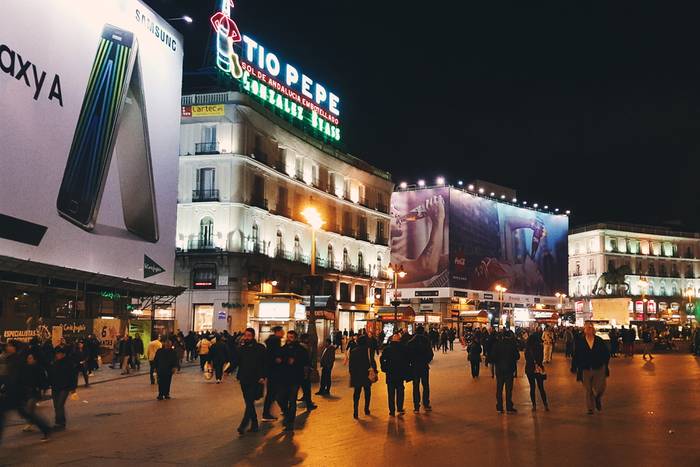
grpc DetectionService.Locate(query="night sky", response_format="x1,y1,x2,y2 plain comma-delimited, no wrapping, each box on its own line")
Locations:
145,0,700,230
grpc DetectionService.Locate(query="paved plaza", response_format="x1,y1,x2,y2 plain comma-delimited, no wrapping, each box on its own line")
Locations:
1,349,699,466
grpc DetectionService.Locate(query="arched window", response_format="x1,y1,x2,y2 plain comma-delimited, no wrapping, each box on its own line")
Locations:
343,248,350,270
275,230,284,258
377,254,382,276
199,217,214,248
294,235,301,262
252,223,260,253
671,282,678,296
358,251,364,274
327,244,335,269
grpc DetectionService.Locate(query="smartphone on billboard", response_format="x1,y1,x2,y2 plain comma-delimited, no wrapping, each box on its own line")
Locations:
57,24,137,231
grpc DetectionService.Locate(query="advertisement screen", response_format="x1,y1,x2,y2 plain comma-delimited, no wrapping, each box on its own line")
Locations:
391,188,568,295
0,0,183,285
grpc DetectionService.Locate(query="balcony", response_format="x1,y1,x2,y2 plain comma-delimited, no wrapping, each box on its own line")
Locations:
195,142,220,155
294,170,305,182
249,197,268,210
342,263,357,274
187,238,218,251
192,189,219,202
243,240,268,255
376,201,389,213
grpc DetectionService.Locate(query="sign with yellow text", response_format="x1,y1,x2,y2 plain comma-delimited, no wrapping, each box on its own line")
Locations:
182,104,225,117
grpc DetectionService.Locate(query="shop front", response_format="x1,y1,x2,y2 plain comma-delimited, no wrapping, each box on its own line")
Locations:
458,310,489,333
252,294,306,343
376,305,416,336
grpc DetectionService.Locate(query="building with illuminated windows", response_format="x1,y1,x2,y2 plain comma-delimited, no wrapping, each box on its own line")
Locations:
173,91,392,334
568,223,700,323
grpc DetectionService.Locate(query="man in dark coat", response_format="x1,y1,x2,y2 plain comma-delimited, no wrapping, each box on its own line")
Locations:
490,330,520,413
316,338,336,396
49,346,78,430
119,335,133,375
209,336,230,383
132,334,144,371
407,326,434,413
153,340,178,400
380,333,409,416
279,330,309,432
262,326,285,421
231,328,266,435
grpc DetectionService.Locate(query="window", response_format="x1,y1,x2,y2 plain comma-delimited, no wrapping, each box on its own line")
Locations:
276,230,284,257
660,282,667,296
251,224,260,253
199,217,214,248
686,264,694,278
610,238,617,252
376,219,386,243
588,259,595,275
377,254,383,275
327,244,335,268
201,125,217,143
343,248,350,269
197,126,218,154
660,264,667,276
339,283,351,302
358,251,364,274
672,282,678,296
648,263,656,276
637,260,643,275
294,235,301,262
354,284,365,303
192,264,216,289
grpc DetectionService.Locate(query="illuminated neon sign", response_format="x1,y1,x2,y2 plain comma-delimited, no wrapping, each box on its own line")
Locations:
211,1,341,142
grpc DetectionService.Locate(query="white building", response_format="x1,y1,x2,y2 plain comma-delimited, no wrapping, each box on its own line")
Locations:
174,91,392,334
569,223,700,320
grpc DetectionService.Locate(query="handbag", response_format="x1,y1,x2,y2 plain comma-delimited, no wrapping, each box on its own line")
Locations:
367,349,378,383
534,364,547,380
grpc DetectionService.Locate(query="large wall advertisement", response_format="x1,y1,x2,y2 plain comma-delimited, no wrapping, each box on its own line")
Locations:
0,0,183,285
390,188,568,295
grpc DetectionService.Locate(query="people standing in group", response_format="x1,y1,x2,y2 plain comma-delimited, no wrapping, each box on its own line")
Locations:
467,336,482,378
641,326,655,360
380,332,409,416
262,326,285,422
197,334,212,371
317,338,336,396
279,330,309,432
49,346,77,431
524,333,549,411
349,335,376,419
231,328,266,436
407,326,434,413
490,330,520,414
542,326,554,363
153,339,178,400
147,335,162,385
572,321,610,415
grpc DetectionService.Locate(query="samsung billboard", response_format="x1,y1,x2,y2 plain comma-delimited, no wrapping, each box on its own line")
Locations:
390,187,568,296
0,0,183,286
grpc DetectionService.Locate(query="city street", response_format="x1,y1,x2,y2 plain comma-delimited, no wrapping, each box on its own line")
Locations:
1,349,699,466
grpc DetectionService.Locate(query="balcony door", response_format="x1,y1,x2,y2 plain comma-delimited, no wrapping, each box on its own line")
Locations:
195,168,216,201
199,217,214,248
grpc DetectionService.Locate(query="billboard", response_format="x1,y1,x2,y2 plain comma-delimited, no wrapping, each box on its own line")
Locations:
390,188,568,295
0,0,183,286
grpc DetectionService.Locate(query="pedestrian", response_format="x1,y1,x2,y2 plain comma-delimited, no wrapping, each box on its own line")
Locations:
564,328,574,358
279,330,309,432
147,336,162,385
524,333,549,411
154,340,178,400
197,334,212,371
407,326,434,413
380,332,409,416
542,326,554,363
490,330,520,414
349,335,377,419
572,321,610,415
210,336,230,383
73,341,90,387
317,338,336,396
483,328,496,378
109,335,120,369
231,328,266,436
449,328,456,351
298,334,317,410
467,337,482,378
0,342,51,443
641,326,654,360
185,331,197,362
132,334,144,371
49,346,78,431
119,335,133,375
262,326,285,421
440,329,448,354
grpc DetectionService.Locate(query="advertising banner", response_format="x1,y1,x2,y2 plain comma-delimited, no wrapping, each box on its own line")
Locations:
0,1,183,286
390,188,568,295
1,318,92,343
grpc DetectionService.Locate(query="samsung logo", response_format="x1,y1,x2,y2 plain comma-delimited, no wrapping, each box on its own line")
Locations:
135,9,177,52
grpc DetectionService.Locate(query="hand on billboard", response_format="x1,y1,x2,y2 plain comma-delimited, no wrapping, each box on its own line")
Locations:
425,195,445,224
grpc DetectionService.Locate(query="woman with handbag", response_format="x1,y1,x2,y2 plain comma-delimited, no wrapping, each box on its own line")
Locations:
524,333,549,411
349,335,377,419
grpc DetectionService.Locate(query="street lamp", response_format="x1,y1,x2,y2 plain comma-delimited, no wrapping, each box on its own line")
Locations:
495,284,508,328
387,263,407,332
555,292,567,310
301,206,325,377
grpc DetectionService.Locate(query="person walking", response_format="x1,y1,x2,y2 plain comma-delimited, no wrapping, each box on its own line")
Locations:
49,346,77,431
317,338,336,396
153,340,178,400
73,341,90,387
298,334,317,410
279,330,309,432
210,336,230,384
490,330,520,414
119,335,133,375
608,327,619,358
467,337,483,378
524,333,549,411
483,328,496,378
572,322,610,415
641,326,654,360
407,326,434,413
564,327,574,358
349,335,376,419
262,326,285,421
542,326,554,363
132,334,144,371
197,335,213,371
380,333,409,416
231,328,266,436
147,336,162,385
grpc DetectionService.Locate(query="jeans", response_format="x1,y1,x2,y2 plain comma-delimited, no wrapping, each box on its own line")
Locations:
199,354,209,371
281,384,300,428
239,382,260,430
412,369,430,409
387,380,404,414
353,384,371,414
319,367,332,394
495,373,514,411
301,377,313,405
526,373,548,407
158,372,173,398
581,367,606,411
213,361,224,381
52,389,70,427
470,360,480,378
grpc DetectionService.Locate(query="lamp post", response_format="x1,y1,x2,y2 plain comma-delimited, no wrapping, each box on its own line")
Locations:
387,263,406,333
495,284,508,328
301,207,324,375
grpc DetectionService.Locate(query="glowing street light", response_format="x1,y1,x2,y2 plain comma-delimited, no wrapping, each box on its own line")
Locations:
301,206,324,275
417,179,426,187
387,263,407,331
399,181,407,189
436,176,445,185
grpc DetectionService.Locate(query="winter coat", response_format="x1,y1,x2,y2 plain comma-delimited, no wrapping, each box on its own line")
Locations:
154,348,178,375
407,334,434,373
349,344,376,388
490,336,520,376
380,341,409,384
264,335,284,379
320,344,336,369
232,340,266,384
280,341,309,386
49,357,78,392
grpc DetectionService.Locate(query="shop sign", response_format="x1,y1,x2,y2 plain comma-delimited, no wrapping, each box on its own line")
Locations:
415,290,439,297
181,104,225,117
210,0,341,143
217,311,227,320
